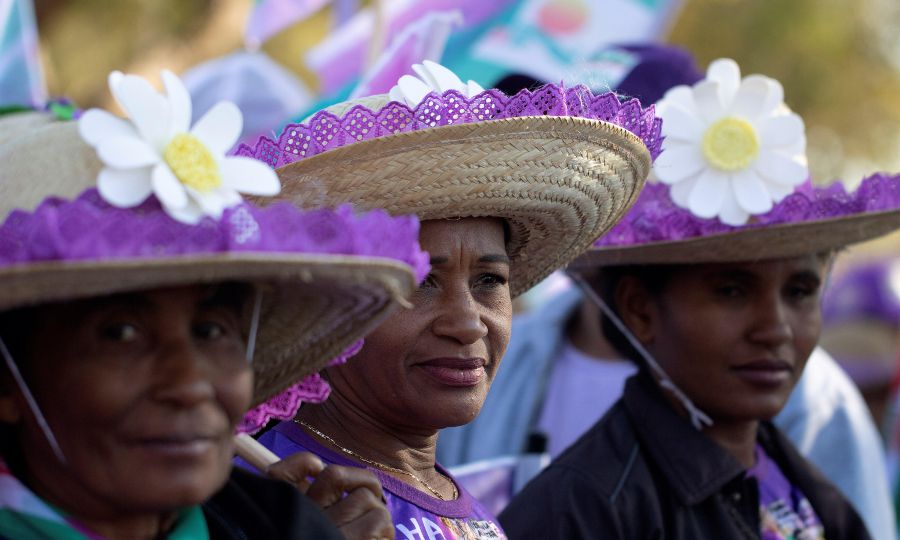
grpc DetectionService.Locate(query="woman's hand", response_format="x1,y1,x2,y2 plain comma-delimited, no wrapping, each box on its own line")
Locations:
266,452,395,540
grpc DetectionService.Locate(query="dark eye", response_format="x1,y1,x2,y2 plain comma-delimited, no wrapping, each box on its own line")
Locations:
101,323,138,342
715,284,743,298
787,285,816,300
194,321,227,340
420,274,439,289
475,273,508,288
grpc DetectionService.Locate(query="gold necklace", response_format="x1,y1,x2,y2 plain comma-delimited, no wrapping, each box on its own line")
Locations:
295,419,459,501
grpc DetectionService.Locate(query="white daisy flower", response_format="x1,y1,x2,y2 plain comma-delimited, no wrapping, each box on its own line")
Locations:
388,60,484,107
654,58,808,225
78,70,280,224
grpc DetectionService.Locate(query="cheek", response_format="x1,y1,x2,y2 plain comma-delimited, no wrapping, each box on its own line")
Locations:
792,310,822,361
219,366,254,424
486,305,512,358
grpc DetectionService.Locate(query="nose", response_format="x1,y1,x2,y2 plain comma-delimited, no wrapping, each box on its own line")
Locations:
152,338,216,407
432,288,489,345
747,292,793,348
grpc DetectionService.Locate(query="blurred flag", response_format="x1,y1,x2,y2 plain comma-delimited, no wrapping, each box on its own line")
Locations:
463,0,685,86
0,0,46,108
306,0,516,95
182,50,313,142
350,9,462,98
244,0,332,49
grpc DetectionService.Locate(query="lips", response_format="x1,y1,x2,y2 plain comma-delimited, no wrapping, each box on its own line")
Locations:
731,358,793,387
129,433,221,459
416,357,487,387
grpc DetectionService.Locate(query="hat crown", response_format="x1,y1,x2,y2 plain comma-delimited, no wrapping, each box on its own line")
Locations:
0,118,99,221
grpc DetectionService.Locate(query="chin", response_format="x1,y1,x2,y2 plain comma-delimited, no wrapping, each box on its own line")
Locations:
123,455,233,509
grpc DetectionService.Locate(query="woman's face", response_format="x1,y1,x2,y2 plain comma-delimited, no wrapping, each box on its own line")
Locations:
0,285,252,514
624,255,827,422
326,217,513,431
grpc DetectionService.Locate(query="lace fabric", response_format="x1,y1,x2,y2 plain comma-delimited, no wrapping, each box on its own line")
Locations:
0,188,430,283
235,84,663,167
595,173,900,247
238,339,365,434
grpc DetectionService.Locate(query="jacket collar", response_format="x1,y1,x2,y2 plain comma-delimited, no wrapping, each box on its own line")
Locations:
622,373,747,505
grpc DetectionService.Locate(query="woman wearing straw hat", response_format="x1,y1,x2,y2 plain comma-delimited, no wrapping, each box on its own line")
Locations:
499,59,900,539
0,70,427,539
234,60,661,537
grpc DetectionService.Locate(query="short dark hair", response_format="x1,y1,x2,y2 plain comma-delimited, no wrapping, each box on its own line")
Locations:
591,264,678,369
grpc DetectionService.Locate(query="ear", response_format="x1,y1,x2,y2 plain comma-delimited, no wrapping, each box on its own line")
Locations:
0,383,24,425
613,275,659,345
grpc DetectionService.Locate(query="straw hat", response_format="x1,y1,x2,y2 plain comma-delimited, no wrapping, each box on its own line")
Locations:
0,113,420,405
571,58,900,268
239,63,662,296
574,189,900,267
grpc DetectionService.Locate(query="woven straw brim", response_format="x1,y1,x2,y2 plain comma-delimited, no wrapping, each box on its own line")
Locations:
571,209,900,267
0,254,415,404
272,116,651,296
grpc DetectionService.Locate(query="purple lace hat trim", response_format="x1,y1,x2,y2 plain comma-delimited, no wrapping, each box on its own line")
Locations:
595,173,900,247
0,189,430,282
238,339,364,434
234,84,663,167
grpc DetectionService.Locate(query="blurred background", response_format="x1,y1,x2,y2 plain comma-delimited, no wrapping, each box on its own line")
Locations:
5,0,900,434
8,0,899,186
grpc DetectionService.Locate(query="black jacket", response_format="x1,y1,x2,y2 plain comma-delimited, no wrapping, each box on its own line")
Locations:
499,373,871,539
203,468,344,539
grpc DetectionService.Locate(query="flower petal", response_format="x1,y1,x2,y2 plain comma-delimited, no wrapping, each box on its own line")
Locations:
97,167,153,207
660,85,698,117
394,74,432,107
162,69,192,136
97,135,160,168
659,103,705,142
221,156,281,195
688,169,728,219
466,80,485,97
718,188,750,225
421,60,465,93
692,79,725,124
187,187,230,219
653,142,706,185
669,174,700,208
165,202,204,225
755,150,808,187
762,176,794,202
152,163,189,209
732,169,774,214
191,101,242,155
729,75,774,120
116,74,171,150
761,77,785,115
107,71,125,107
78,109,138,147
706,58,741,106
759,113,805,149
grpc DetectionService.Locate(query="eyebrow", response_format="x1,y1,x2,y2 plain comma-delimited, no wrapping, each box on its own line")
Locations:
429,254,511,265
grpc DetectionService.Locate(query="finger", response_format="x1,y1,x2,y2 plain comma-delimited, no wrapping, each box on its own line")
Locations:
323,486,383,526
265,452,326,493
334,502,395,540
306,465,385,508
340,510,396,540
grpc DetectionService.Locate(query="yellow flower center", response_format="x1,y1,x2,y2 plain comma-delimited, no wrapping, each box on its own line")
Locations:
163,133,221,192
701,117,760,171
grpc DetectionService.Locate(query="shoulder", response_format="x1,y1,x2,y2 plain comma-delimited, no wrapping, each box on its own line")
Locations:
203,468,343,540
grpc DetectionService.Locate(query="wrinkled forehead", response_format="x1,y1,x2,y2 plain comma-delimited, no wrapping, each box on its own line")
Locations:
419,217,511,260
